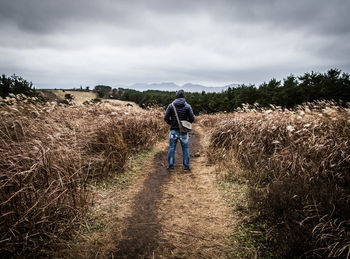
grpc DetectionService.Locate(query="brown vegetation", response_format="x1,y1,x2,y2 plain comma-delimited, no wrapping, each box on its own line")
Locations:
201,101,350,258
0,94,167,256
38,90,98,105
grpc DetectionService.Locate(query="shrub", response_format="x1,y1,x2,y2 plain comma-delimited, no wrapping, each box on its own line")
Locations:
203,101,350,258
0,95,167,256
92,98,101,103
64,93,74,100
0,74,39,98
93,85,112,98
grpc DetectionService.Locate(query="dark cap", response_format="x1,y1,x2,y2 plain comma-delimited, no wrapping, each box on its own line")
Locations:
176,89,185,98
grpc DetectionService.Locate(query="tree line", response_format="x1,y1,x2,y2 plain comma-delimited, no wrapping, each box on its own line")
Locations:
2,69,349,113
109,69,350,114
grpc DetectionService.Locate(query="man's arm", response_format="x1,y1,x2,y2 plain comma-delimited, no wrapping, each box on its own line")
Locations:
187,105,195,123
164,104,172,125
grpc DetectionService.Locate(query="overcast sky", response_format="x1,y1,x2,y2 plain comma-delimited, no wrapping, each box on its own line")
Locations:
1,0,349,88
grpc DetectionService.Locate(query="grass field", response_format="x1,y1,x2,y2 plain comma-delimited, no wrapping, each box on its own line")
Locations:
38,90,98,105
0,94,167,257
1,93,349,258
200,101,350,258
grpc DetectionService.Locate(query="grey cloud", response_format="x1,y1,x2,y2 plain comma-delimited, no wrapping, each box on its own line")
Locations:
2,0,349,33
0,0,138,33
0,0,349,87
2,0,349,40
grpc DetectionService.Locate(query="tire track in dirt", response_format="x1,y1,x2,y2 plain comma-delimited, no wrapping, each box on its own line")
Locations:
114,146,173,257
154,126,234,258
114,128,202,258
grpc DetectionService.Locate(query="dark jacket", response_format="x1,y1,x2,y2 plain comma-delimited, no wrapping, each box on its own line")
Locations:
164,98,195,130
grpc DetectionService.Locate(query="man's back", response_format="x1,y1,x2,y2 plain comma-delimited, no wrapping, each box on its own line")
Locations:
164,97,195,130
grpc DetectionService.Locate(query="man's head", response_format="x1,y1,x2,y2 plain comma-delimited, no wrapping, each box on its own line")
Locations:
176,89,185,99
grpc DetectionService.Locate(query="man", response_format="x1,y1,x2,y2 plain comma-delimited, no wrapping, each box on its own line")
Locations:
164,89,195,171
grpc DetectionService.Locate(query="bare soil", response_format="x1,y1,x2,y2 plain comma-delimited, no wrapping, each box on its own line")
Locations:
63,125,235,258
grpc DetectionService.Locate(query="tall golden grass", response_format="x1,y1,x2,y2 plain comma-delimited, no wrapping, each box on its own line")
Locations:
201,101,350,258
0,94,167,256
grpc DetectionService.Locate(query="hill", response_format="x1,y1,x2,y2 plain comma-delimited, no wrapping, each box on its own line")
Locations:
38,89,97,105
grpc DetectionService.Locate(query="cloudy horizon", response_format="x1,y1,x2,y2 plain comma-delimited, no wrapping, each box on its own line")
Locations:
1,0,349,89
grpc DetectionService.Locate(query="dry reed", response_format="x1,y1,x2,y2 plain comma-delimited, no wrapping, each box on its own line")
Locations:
202,101,350,258
0,94,167,256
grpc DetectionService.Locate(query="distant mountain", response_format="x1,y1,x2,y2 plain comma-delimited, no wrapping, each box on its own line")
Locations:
181,83,239,93
116,82,240,93
128,82,178,92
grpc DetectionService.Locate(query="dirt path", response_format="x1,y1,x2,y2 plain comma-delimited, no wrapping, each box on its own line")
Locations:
66,125,235,258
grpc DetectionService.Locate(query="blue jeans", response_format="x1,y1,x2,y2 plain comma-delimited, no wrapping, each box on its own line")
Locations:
168,130,190,169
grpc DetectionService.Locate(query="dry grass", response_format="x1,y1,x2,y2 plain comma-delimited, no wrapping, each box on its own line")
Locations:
51,90,97,105
38,90,97,105
200,101,350,258
0,94,167,257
